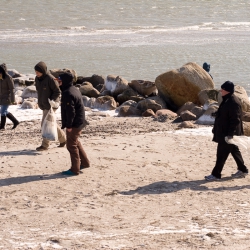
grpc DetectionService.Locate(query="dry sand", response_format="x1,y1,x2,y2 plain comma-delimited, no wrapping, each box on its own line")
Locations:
0,116,250,250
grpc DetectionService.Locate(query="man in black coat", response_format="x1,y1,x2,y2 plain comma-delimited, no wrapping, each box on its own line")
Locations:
58,72,90,175
205,81,248,180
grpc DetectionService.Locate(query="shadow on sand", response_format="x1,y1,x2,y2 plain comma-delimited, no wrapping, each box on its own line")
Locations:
0,149,40,156
119,178,250,195
0,173,75,187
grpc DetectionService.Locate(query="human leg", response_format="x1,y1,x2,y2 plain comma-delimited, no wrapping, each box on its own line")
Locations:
6,112,19,129
231,145,248,173
77,135,90,169
37,109,50,150
1,105,8,129
66,128,81,174
211,142,231,178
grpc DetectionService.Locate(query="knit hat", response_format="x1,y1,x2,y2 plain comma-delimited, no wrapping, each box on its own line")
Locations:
221,81,234,94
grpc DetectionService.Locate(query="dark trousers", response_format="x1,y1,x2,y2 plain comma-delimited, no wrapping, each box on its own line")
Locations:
212,141,248,178
66,127,90,174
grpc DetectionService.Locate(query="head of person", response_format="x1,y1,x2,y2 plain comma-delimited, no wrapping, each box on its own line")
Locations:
0,63,7,79
34,61,47,77
58,72,74,91
221,81,234,96
203,62,210,72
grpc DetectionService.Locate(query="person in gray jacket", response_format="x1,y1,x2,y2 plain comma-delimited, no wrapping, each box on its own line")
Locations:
34,61,66,151
0,63,19,130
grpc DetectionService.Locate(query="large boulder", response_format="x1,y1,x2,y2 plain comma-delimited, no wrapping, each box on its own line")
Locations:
243,122,250,136
79,82,100,98
155,62,215,109
49,68,77,83
129,80,157,96
147,95,167,109
103,75,129,98
21,86,38,99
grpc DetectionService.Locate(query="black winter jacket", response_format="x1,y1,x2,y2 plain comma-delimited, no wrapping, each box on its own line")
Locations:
212,93,243,143
60,73,85,129
34,61,61,110
0,64,15,105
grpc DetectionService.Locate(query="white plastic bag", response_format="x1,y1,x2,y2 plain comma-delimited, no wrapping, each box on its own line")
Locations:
225,136,250,151
41,108,58,141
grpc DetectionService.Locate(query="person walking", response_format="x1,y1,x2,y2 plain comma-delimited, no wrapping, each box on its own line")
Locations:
205,81,248,181
58,72,90,176
34,61,66,151
0,63,19,130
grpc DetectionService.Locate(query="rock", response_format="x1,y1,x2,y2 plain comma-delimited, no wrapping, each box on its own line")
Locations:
49,68,77,82
103,75,129,98
7,69,22,78
155,62,215,108
82,95,117,110
13,74,36,86
196,105,218,125
77,75,105,92
242,112,250,122
21,86,38,99
116,100,138,112
100,90,112,96
147,95,167,109
20,100,38,109
243,122,250,136
190,106,204,118
142,109,155,117
118,106,142,117
136,99,162,113
117,87,144,104
178,121,197,128
15,89,23,97
79,82,100,98
129,80,157,96
180,110,197,121
198,89,219,105
155,109,177,119
15,95,23,104
176,102,196,115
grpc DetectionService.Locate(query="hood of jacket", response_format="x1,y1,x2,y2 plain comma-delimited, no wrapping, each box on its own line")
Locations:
34,61,48,75
59,72,74,91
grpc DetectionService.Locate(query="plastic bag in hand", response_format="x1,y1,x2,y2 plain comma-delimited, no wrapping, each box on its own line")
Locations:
48,98,59,109
41,108,58,141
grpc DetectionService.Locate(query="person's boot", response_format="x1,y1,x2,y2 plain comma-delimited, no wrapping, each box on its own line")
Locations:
6,113,19,129
0,116,6,130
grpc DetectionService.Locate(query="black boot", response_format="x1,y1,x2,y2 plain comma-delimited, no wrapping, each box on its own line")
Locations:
0,116,6,130
6,113,19,129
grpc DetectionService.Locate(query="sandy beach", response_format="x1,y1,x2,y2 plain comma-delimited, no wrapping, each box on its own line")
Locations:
1,116,250,249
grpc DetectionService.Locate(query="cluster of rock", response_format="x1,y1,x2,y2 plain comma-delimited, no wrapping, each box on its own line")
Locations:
9,62,250,133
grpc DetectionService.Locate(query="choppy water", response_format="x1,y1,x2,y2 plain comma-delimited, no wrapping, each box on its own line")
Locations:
1,0,250,93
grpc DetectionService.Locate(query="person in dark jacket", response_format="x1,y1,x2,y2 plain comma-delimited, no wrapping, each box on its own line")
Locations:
34,61,66,151
203,62,213,79
58,72,90,175
205,81,248,181
0,63,19,130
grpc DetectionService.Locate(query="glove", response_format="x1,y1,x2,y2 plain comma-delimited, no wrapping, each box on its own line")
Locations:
48,99,60,109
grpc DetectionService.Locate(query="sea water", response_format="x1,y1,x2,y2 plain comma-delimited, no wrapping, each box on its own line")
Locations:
0,0,250,93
